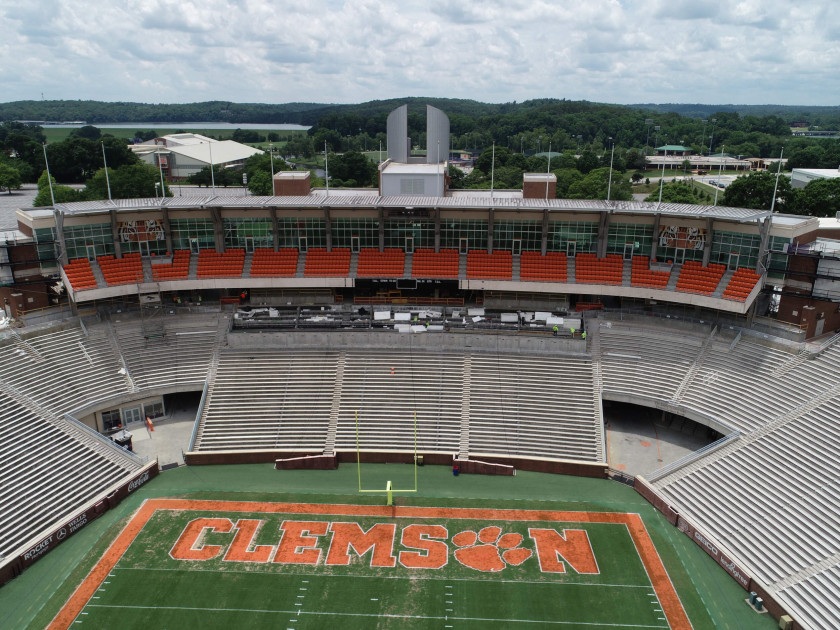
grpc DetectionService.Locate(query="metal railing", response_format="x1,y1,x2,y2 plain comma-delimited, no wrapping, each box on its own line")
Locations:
645,430,741,483
64,413,148,465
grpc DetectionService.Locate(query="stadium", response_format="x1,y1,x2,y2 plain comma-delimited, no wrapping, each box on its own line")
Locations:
1,106,839,630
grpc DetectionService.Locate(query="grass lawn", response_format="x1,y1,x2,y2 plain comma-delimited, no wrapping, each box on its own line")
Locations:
1,464,778,630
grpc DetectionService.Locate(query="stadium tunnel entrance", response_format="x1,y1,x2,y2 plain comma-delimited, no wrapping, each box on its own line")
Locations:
603,401,722,478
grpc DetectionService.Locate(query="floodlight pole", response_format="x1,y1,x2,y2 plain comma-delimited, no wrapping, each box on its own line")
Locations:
606,138,615,201
768,147,785,214
714,144,725,206
156,148,166,198
269,141,275,180
545,141,551,200
324,140,329,198
490,142,495,197
101,142,112,201
208,142,216,193
657,150,667,204
42,143,56,207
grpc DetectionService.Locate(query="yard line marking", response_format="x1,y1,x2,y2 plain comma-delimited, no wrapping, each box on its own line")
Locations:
370,598,378,601
111,566,653,588
299,588,307,591
85,604,670,627
297,595,305,599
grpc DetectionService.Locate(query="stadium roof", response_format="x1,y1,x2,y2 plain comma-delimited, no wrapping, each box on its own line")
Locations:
45,193,779,222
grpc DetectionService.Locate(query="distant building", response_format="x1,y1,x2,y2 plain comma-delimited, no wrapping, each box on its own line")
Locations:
130,133,263,181
654,145,692,157
790,168,840,189
378,105,450,197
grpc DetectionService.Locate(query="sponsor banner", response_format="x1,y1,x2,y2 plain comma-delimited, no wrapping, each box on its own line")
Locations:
676,516,751,590
21,509,95,568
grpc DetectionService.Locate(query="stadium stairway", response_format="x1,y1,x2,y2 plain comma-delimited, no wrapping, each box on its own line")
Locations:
403,253,413,277
511,254,521,281
295,252,306,277
670,326,718,405
458,353,472,459
566,256,576,282
458,253,467,277
90,261,106,288
621,259,632,286
242,252,253,277
665,264,681,290
141,257,153,283
349,252,359,277
323,350,346,456
711,270,734,298
589,328,605,461
187,253,199,279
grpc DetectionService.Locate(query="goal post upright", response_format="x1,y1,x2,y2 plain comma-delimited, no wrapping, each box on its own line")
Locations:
356,410,419,504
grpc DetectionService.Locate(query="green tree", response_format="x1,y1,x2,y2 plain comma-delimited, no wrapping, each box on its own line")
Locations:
567,167,632,200
70,125,101,140
576,150,599,174
448,164,466,189
0,163,22,194
247,171,273,195
626,149,647,171
327,151,377,187
553,168,584,197
723,171,795,211
33,171,84,206
793,178,840,217
85,164,170,200
644,181,701,204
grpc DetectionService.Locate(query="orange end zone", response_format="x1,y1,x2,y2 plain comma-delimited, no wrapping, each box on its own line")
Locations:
48,499,692,630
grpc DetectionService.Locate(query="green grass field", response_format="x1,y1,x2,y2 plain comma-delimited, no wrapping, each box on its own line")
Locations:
0,464,777,630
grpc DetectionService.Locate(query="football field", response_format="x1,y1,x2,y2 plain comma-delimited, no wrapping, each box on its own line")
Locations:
50,499,690,630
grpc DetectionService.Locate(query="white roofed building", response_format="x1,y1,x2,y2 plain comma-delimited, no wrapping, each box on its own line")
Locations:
130,133,263,181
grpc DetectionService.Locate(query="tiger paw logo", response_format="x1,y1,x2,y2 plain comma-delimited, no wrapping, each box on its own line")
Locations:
452,526,532,572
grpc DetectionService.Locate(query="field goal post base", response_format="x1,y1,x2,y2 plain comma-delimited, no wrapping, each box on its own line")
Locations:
356,411,418,506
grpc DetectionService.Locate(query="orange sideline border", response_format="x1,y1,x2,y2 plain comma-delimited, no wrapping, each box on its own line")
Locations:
48,499,692,630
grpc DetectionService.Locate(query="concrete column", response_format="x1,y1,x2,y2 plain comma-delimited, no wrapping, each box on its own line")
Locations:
434,209,441,252
210,207,224,252
269,206,279,251
161,206,174,255
487,208,494,254
649,213,661,262
597,212,610,258
702,218,714,266
379,208,385,252
541,208,549,255
756,216,773,274
52,210,68,266
109,208,122,259
324,207,332,252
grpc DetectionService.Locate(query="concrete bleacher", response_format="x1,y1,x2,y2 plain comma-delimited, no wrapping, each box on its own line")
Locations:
111,314,221,391
0,392,145,562
0,326,131,415
334,350,463,454
467,353,602,462
193,349,338,452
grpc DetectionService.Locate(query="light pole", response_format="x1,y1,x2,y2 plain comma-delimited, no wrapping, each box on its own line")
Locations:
653,126,661,151
607,138,615,201
644,119,653,154
708,118,717,156
576,135,582,154
714,144,725,206
700,119,708,156
537,135,542,155
520,136,524,155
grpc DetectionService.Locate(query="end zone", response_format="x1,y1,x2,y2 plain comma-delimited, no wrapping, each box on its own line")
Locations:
48,499,692,630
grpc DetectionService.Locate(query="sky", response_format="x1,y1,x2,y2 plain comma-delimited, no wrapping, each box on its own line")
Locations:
1,0,839,107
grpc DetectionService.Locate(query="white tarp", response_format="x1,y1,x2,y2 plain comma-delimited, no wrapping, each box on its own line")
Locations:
500,313,519,323
546,316,565,326
374,311,391,320
410,325,427,332
534,311,552,321
395,312,412,321
468,308,485,316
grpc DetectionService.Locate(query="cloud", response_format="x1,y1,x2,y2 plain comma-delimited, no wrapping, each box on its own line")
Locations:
0,0,837,106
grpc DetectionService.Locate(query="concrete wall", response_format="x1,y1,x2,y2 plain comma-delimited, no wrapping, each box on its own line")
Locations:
227,329,587,356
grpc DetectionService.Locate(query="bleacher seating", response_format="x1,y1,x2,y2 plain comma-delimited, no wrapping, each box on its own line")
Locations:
574,253,623,285
722,267,762,301
468,353,601,461
249,248,298,277
0,327,131,415
304,248,351,276
356,248,405,277
334,351,462,453
0,393,145,562
196,248,245,278
520,251,568,282
466,250,512,279
411,249,459,278
675,260,725,295
63,258,97,290
98,253,144,286
112,315,219,390
630,256,670,289
152,249,190,281
193,350,338,452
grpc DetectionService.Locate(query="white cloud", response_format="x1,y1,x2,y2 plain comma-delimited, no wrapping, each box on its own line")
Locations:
0,0,837,106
